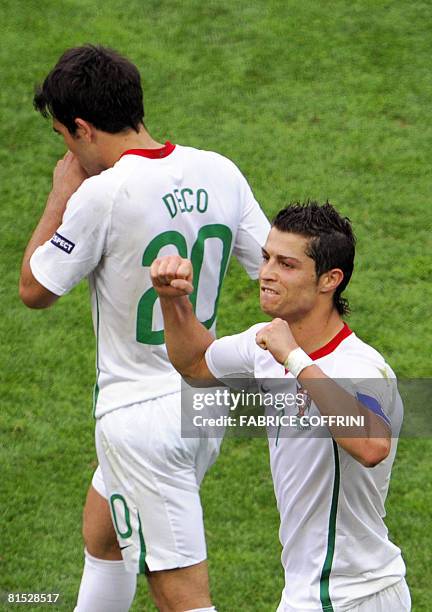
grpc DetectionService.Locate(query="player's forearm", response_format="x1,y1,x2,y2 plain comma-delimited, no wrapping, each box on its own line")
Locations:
256,320,391,466
159,295,214,380
297,365,390,467
19,191,67,307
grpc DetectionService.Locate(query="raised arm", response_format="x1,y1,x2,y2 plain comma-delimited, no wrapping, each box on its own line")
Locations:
19,152,88,308
256,318,391,468
151,255,218,383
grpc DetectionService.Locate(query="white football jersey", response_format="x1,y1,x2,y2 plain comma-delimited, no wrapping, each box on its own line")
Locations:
30,143,270,417
205,323,406,611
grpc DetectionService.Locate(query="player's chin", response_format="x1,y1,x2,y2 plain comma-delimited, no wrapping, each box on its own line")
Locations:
259,295,281,317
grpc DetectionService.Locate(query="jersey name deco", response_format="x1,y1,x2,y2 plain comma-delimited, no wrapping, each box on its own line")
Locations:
163,187,208,218
50,232,75,254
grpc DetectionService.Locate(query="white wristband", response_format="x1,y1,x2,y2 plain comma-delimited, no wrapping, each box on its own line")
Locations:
284,347,314,378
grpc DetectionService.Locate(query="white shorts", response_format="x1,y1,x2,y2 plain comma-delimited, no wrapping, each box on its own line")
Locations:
95,392,222,573
276,578,411,612
344,579,411,612
91,464,107,498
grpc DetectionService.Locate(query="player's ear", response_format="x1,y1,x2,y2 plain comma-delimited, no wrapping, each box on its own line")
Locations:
319,268,344,295
74,118,94,142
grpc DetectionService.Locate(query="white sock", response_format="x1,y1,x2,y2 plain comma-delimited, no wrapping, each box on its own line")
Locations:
184,608,217,611
74,549,137,612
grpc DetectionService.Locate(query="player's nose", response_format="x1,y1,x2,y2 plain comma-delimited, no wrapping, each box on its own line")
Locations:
259,258,278,281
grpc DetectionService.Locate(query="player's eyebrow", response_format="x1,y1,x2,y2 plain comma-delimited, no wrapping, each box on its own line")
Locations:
277,254,301,264
262,247,301,264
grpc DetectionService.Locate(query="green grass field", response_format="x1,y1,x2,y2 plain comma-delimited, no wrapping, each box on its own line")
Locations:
1,0,431,610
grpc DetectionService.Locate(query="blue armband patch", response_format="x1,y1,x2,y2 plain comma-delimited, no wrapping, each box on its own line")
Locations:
356,392,391,426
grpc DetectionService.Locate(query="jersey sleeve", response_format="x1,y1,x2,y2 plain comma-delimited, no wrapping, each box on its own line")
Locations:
30,176,113,296
205,324,261,379
232,173,270,279
353,367,398,430
335,360,398,432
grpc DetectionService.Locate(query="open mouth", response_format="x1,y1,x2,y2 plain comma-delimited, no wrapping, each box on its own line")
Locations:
261,286,279,295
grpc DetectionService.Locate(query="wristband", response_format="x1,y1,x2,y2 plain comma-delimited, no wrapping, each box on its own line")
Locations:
284,347,314,378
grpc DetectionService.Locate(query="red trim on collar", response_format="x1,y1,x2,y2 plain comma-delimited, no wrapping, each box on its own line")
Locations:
309,322,352,360
121,141,176,159
284,322,352,374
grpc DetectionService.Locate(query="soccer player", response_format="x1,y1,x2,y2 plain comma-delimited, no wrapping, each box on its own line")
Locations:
19,45,270,612
151,202,411,611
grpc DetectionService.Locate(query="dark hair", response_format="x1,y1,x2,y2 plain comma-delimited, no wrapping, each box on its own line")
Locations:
34,44,144,134
272,201,356,315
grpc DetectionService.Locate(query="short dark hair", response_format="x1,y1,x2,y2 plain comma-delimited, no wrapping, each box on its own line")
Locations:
34,44,144,134
272,201,356,315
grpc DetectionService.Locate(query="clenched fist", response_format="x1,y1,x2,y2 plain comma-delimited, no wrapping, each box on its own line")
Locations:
150,255,194,298
255,318,299,364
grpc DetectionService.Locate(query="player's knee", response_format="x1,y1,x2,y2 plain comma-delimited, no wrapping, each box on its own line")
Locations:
149,588,203,612
82,517,120,559
147,562,211,612
81,484,121,559
147,584,166,612
82,502,120,559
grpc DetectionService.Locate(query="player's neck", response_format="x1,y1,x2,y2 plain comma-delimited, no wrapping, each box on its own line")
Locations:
288,307,345,356
98,125,164,168
119,124,164,151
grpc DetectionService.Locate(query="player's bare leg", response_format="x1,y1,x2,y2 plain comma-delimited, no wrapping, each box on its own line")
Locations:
75,486,137,612
147,560,215,612
82,485,121,559
78,488,214,611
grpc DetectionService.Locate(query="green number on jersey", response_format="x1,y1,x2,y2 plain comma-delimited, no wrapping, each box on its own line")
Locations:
136,224,232,345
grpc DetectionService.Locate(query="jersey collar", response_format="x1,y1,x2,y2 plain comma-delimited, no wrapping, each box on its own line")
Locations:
120,141,176,159
308,322,353,360
284,322,352,374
